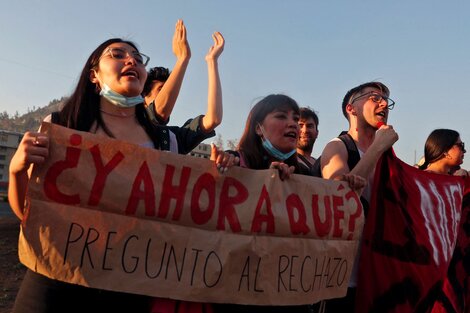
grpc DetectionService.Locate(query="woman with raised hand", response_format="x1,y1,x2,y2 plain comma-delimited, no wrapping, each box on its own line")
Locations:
8,36,231,313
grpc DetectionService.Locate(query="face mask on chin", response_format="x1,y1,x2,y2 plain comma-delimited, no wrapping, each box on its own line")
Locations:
99,83,144,108
258,125,296,161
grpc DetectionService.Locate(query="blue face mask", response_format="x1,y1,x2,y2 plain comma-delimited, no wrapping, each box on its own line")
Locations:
259,125,297,161
99,83,144,108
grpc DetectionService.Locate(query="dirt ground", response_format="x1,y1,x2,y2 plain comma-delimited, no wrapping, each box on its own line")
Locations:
0,216,25,313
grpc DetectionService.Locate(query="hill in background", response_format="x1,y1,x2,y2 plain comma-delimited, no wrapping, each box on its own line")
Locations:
0,98,66,133
0,98,239,149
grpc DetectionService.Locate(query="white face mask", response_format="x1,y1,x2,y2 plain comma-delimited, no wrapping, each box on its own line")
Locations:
259,125,296,161
99,83,143,108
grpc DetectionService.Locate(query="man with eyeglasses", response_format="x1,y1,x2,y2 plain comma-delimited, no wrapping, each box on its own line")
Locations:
314,81,399,312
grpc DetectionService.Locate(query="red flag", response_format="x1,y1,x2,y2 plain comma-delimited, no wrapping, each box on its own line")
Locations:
355,151,466,313
429,176,470,313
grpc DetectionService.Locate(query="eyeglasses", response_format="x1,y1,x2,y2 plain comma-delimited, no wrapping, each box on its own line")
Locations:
454,142,466,152
350,92,395,110
100,47,150,66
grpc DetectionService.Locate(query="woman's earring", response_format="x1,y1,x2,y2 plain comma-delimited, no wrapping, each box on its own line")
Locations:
95,84,101,94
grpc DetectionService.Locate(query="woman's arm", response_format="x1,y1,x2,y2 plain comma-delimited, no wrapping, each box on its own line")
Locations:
153,19,191,122
8,132,49,220
201,32,224,132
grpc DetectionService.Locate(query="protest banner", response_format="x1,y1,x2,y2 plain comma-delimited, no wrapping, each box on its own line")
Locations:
18,123,364,305
355,150,467,313
429,178,470,313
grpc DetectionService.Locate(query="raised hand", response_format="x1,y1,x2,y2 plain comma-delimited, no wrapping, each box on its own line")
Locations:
373,124,399,153
173,19,191,61
205,32,224,62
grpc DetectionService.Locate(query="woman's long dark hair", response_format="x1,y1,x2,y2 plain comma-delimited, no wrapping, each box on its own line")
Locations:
237,94,301,171
56,38,160,146
419,129,460,170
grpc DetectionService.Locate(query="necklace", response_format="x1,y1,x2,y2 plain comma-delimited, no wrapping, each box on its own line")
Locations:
100,109,136,118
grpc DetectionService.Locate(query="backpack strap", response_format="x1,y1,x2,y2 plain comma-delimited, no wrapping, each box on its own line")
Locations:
298,154,314,170
337,131,360,171
312,131,369,215
311,131,360,178
310,156,322,177
337,132,369,215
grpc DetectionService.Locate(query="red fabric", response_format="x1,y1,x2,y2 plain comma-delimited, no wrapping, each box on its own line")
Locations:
150,298,214,313
355,151,466,313
429,176,470,313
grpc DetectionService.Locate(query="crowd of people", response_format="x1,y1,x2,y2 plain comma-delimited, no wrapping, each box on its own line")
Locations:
7,19,468,313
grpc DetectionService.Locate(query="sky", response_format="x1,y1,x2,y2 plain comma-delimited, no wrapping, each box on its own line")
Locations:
0,0,469,169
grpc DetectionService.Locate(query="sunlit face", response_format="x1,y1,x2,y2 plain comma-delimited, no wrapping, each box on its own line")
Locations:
447,138,465,166
297,117,318,151
350,87,389,128
257,108,300,153
91,43,148,97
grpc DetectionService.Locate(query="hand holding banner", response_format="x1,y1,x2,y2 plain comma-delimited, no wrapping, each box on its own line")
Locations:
19,123,364,305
